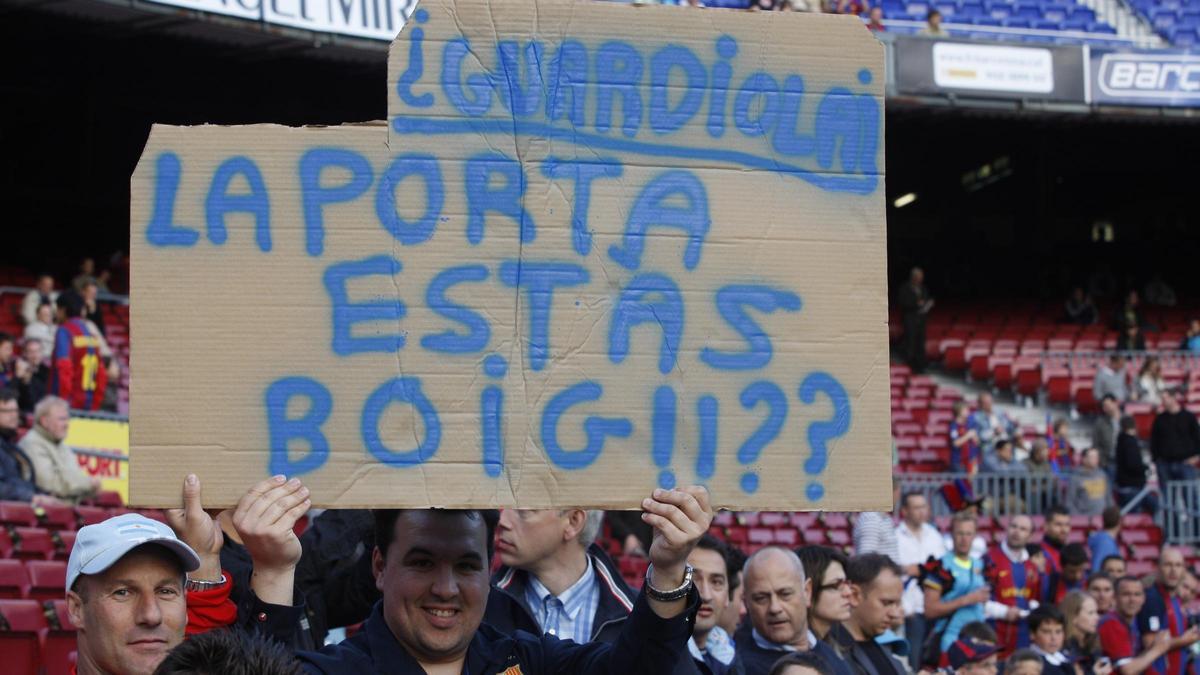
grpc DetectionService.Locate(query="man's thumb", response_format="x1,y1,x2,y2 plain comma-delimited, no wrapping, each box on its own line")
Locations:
183,473,203,514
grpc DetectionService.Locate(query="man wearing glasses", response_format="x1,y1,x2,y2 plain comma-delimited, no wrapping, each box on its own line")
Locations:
0,388,60,505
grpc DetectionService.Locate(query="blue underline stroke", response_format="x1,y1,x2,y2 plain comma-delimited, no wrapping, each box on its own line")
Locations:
390,116,878,196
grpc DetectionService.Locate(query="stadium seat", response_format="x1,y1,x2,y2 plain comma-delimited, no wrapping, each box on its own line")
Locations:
12,528,53,561
54,531,75,561
25,561,65,602
0,559,29,599
37,505,77,532
0,599,45,675
43,599,78,675
0,502,37,528
74,506,107,527
0,527,12,559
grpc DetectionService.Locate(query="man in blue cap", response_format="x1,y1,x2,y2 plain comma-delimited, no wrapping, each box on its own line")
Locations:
65,513,201,675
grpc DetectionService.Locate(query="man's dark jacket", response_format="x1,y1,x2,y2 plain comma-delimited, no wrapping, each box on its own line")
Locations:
734,623,855,675
825,623,905,675
484,543,637,644
297,589,698,674
0,437,38,501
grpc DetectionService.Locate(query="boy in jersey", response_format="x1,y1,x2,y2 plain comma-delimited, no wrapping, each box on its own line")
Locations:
50,290,108,411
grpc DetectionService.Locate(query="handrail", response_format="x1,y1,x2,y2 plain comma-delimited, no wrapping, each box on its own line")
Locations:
877,18,1145,44
0,285,129,306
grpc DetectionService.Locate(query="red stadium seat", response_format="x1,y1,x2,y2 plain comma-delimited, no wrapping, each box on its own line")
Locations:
1014,360,1042,398
25,561,66,602
1072,380,1097,415
0,559,29,599
760,512,788,527
74,506,107,527
748,528,775,545
54,531,75,562
36,505,77,532
12,528,53,561
827,530,850,547
0,502,37,528
0,527,12,559
774,529,800,547
991,357,1014,390
43,599,78,675
0,599,46,675
90,491,124,507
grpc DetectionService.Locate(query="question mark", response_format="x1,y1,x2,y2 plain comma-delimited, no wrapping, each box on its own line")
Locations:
736,381,788,494
798,372,851,502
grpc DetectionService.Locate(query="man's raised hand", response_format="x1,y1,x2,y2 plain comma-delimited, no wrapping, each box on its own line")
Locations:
230,475,311,605
165,473,223,581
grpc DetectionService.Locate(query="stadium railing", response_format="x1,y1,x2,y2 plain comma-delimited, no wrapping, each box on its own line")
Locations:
1161,480,1200,545
896,470,1071,517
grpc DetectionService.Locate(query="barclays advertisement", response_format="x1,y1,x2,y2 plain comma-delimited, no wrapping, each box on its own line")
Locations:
1090,49,1200,107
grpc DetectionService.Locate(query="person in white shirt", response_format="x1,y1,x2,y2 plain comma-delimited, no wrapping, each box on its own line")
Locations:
21,275,57,326
23,302,55,356
895,491,947,668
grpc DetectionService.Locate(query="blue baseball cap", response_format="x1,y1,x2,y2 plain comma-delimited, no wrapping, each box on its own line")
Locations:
66,513,201,593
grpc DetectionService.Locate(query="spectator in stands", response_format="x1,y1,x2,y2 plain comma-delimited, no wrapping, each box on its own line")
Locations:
925,513,990,655
1150,389,1200,487
866,7,885,30
983,439,1027,475
1095,396,1123,470
1044,543,1089,606
781,0,818,11
1117,325,1146,353
948,637,1000,675
0,388,60,505
23,302,55,355
485,508,633,645
1024,440,1057,509
1067,447,1114,517
897,267,932,374
681,534,740,674
66,513,200,675
1099,576,1173,675
51,289,109,411
983,515,1038,658
1048,418,1074,469
1137,358,1167,407
18,394,98,501
73,257,98,292
951,401,982,475
1088,573,1115,614
972,393,1017,452
1181,319,1200,353
853,504,899,563
1111,290,1149,332
835,0,868,15
20,273,57,325
827,554,906,675
920,8,946,35
16,339,50,412
1007,648,1045,675
1060,590,1113,675
736,547,854,675
1064,288,1099,326
81,279,107,336
1115,416,1157,514
1095,356,1130,404
153,629,303,675
1100,556,1126,580
1088,507,1122,573
796,546,852,644
297,488,710,673
1143,275,1176,308
0,331,16,388
895,491,945,668
1137,547,1200,675
1028,606,1074,675
1039,505,1071,578
719,547,749,640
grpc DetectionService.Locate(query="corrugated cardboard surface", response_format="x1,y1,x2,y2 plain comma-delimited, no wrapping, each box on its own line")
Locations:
130,0,889,510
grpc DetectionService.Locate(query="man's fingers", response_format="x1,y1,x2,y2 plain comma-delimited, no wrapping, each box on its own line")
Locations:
239,478,303,523
642,495,696,540
641,512,686,545
182,473,204,515
237,475,288,515
256,484,311,528
681,485,712,519
279,495,312,529
647,489,707,534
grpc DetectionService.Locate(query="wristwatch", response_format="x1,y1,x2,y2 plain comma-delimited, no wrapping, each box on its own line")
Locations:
643,563,694,602
185,574,227,592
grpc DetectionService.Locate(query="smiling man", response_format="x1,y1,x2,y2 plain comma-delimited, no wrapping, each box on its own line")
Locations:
66,513,201,675
298,486,712,674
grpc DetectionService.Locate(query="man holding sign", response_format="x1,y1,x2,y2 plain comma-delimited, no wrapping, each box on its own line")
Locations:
293,486,712,674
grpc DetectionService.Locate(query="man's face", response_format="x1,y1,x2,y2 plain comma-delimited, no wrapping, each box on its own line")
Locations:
1006,516,1032,551
1103,558,1126,579
912,269,924,285
902,495,930,527
83,283,98,303
1116,579,1146,619
24,341,43,365
979,393,993,413
1164,392,1181,414
812,561,852,625
67,546,186,675
960,655,999,675
1089,578,1115,613
36,304,52,324
997,443,1013,461
690,547,730,636
1082,449,1100,470
744,551,809,648
41,403,70,442
0,340,12,363
850,570,903,638
1063,562,1087,584
1005,659,1040,675
1045,514,1070,544
1160,549,1186,590
1180,573,1198,603
952,521,977,557
494,509,572,570
0,398,19,432
1032,620,1065,653
37,275,53,294
374,511,489,666
1102,398,1119,417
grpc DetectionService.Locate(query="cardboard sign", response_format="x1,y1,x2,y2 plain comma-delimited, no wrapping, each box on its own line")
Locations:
130,0,890,510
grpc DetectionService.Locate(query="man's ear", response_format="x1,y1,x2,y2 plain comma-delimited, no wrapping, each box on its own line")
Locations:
373,546,386,592
67,589,86,631
850,583,864,608
564,509,587,544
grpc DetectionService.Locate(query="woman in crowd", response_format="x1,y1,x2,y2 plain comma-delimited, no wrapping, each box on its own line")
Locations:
1137,357,1166,406
1060,590,1113,675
